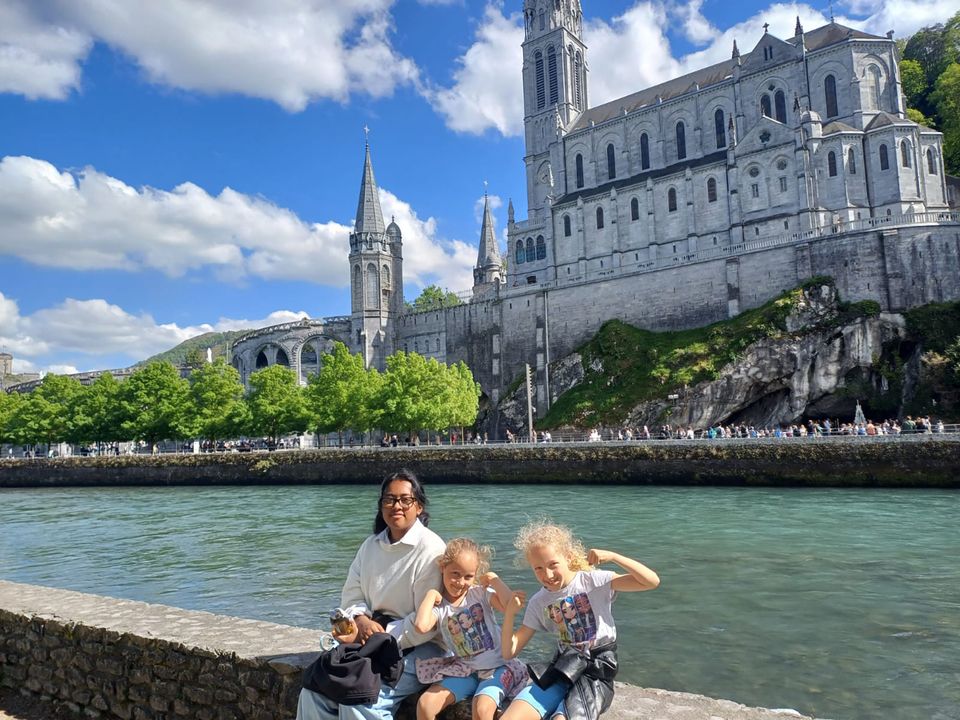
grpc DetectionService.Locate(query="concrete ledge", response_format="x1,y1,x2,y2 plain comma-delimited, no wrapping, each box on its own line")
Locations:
0,581,820,720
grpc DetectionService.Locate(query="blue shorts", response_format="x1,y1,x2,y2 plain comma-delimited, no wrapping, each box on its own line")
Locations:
438,665,511,705
511,680,568,719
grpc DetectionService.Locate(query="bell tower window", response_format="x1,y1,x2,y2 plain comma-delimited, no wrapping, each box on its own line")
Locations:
535,51,545,110
547,46,558,105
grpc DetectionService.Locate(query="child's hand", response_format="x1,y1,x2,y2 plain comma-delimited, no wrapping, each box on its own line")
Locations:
427,589,444,606
479,572,499,587
505,590,526,614
332,628,359,645
587,548,614,566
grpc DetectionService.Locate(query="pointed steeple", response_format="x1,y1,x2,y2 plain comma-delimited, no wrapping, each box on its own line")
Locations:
476,192,502,269
354,141,385,236
794,16,804,36
732,39,740,60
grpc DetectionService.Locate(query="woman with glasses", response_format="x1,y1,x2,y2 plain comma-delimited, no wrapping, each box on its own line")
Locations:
297,469,447,720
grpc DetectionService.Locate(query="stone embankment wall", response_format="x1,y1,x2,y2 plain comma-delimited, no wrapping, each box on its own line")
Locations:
0,438,959,488
0,581,818,720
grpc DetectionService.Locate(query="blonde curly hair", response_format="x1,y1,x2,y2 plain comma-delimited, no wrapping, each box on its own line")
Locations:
439,537,492,576
514,519,591,571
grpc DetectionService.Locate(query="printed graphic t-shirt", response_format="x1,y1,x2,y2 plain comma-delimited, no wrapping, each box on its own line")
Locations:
522,569,616,651
434,585,503,670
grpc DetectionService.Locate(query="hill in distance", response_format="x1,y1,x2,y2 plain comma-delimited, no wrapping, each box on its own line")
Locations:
138,330,252,367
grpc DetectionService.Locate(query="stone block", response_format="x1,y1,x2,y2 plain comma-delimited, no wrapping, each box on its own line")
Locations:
173,698,192,715
184,685,214,705
92,693,109,710
132,707,155,720
72,689,92,705
214,688,239,703
96,657,125,676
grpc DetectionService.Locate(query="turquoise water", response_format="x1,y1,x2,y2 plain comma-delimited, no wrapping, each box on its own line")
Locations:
1,485,958,720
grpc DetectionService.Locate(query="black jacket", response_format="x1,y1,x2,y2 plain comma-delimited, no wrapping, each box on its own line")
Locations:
527,642,618,720
301,633,404,705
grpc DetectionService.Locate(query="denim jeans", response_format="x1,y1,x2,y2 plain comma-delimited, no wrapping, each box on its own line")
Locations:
297,643,446,720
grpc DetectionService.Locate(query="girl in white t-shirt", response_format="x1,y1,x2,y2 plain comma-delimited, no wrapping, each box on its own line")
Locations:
413,538,525,720
500,521,660,720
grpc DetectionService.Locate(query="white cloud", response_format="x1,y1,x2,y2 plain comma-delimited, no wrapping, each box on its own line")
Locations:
424,5,525,136
0,1,92,100
1,0,417,110
429,0,958,137
0,290,314,373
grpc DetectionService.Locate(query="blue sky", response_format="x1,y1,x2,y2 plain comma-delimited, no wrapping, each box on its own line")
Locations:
0,0,954,375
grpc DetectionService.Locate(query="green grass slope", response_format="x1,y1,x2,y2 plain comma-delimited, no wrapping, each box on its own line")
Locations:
138,330,250,367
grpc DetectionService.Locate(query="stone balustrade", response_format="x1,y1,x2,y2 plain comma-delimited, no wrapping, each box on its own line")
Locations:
0,580,820,720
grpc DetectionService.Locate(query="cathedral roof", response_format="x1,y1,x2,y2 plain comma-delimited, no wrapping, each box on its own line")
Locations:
822,120,859,135
569,22,884,133
865,111,916,130
476,194,502,268
354,143,386,235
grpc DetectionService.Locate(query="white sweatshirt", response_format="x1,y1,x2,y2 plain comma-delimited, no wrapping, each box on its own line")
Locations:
341,519,445,649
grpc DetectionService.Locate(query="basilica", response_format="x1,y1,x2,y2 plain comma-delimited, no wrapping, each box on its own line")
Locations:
231,1,958,427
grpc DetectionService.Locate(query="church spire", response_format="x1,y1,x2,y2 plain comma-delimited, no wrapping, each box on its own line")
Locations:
476,191,501,269
354,140,385,236
732,39,740,60
794,16,804,36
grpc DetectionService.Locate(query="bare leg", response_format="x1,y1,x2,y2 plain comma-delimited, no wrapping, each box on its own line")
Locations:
417,686,456,720
500,699,542,720
473,694,500,720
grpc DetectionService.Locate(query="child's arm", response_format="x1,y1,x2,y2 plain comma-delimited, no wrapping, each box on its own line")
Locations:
413,589,444,634
479,571,514,613
587,549,660,592
501,591,535,660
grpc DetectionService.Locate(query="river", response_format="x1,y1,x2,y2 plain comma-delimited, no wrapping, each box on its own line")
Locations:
1,484,957,720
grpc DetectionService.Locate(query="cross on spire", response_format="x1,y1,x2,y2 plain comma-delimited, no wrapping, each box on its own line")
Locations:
763,22,769,33
363,125,370,145
483,179,488,198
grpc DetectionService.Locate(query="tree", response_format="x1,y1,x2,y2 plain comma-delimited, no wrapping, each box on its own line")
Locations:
184,347,207,370
900,59,927,109
305,342,381,445
931,63,960,174
378,352,445,439
7,374,83,451
0,390,23,449
407,285,462,312
119,362,190,452
71,373,123,449
904,23,955,91
445,361,481,431
246,364,310,444
187,359,249,444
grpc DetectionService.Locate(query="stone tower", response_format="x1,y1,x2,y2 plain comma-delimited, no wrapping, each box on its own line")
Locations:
521,0,588,213
473,193,504,299
349,142,403,369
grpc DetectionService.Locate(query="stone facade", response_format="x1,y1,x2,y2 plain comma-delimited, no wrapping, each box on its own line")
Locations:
231,6,960,436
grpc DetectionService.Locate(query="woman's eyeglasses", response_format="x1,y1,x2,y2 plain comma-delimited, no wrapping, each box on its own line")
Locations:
381,495,417,509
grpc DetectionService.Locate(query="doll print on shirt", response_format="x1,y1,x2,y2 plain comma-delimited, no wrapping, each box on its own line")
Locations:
443,603,496,656
545,593,598,646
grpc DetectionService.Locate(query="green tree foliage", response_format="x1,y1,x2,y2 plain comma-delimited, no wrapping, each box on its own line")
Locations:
305,342,381,443
0,391,23,447
187,359,249,442
246,364,310,443
901,12,960,173
71,373,123,447
445,361,481,430
183,348,207,370
118,362,190,451
7,374,83,450
407,284,462,312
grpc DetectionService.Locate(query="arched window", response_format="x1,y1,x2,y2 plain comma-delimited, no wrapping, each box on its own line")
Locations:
547,46,558,105
848,147,856,174
436,338,441,352
538,9,545,30
300,343,319,382
575,153,584,188
536,236,546,260
535,51,545,109
365,263,379,307
353,265,362,308
381,264,390,288
668,188,677,212
275,348,290,367
574,52,583,109
516,240,525,264
563,214,571,236
630,197,640,220
256,350,269,369
525,238,535,263
715,109,726,148
640,133,650,170
868,65,882,110
596,207,604,229
606,143,616,180
901,140,911,168
825,74,838,118
676,122,687,160
760,94,772,118
928,148,937,174
879,144,889,170
828,151,837,177
707,177,717,203
775,90,787,123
